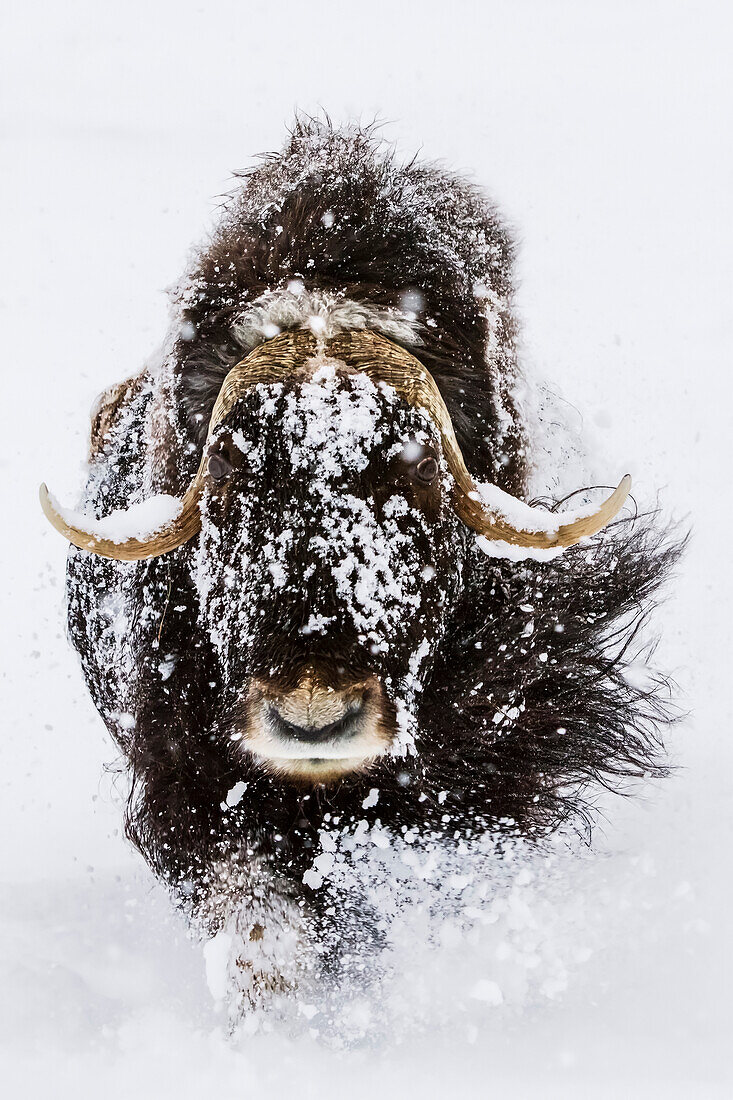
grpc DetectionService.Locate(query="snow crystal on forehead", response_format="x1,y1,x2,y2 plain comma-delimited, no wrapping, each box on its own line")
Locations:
274,360,394,475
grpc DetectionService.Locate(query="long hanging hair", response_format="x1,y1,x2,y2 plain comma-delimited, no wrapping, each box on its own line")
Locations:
61,118,684,905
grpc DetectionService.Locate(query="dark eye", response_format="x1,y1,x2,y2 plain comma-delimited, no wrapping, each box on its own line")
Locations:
397,442,440,485
207,448,233,484
388,441,441,496
415,456,439,485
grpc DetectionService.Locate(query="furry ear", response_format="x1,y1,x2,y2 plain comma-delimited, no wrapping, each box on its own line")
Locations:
88,373,144,460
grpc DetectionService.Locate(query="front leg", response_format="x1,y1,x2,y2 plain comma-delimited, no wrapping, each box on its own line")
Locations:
200,859,312,1022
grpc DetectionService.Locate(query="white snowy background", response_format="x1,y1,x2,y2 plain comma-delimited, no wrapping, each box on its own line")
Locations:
1,1,731,1095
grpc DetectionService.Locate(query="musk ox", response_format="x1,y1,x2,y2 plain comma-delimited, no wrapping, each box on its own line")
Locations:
42,120,680,1008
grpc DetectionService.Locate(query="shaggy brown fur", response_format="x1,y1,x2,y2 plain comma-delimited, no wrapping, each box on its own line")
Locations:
63,120,682,933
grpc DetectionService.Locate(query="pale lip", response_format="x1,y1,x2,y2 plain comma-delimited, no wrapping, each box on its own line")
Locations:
259,702,367,758
238,676,392,781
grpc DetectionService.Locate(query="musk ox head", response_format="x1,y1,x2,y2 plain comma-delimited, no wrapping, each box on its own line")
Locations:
41,329,630,788
194,357,466,782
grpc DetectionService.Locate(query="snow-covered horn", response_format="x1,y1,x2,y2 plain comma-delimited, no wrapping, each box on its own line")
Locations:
39,479,205,562
38,333,307,561
324,331,632,550
39,329,630,561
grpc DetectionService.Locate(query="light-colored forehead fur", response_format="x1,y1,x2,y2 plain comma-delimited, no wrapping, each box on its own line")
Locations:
229,284,423,355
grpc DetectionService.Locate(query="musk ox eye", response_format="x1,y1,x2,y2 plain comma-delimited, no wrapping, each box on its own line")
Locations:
415,456,439,485
393,442,440,489
207,449,233,484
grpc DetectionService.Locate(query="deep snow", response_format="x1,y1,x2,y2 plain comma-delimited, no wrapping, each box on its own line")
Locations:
1,0,731,1095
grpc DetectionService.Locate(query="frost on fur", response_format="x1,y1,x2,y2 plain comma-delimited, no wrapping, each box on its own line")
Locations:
61,120,683,1026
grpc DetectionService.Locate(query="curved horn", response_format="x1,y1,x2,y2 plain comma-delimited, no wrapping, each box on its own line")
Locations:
38,333,310,561
38,480,203,562
325,331,632,550
40,328,630,560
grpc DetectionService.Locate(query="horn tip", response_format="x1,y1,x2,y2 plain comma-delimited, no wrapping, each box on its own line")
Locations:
617,473,632,500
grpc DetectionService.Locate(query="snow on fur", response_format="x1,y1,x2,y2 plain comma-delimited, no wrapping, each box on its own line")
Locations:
59,120,684,1029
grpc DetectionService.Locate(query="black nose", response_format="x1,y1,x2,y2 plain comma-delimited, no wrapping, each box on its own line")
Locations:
266,704,362,744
